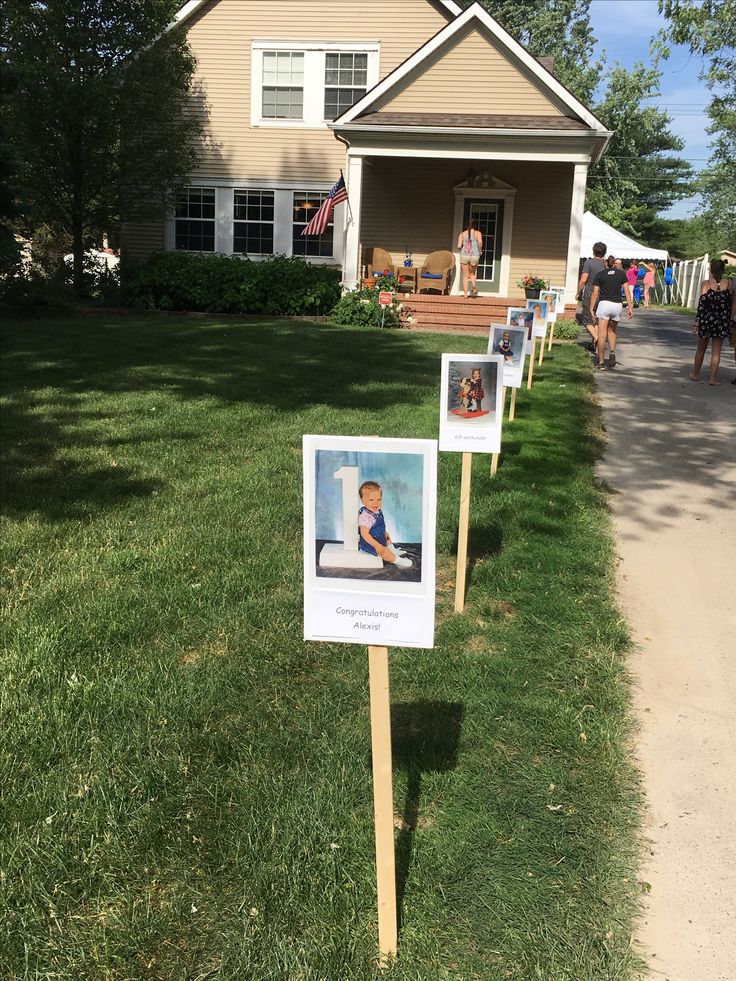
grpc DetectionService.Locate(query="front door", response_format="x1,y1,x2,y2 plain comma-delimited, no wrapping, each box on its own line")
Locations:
462,198,504,292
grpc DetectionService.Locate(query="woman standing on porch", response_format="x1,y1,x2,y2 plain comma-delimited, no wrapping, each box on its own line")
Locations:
457,220,483,297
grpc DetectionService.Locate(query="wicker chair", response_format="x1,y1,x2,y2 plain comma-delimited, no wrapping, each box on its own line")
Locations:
366,247,398,278
418,250,455,294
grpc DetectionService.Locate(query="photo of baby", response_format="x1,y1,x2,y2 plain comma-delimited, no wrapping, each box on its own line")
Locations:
488,323,526,388
506,307,534,339
303,435,437,648
312,448,424,584
358,481,413,569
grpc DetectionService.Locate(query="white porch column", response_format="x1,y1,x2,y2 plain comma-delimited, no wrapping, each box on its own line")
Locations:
564,163,588,305
342,154,364,291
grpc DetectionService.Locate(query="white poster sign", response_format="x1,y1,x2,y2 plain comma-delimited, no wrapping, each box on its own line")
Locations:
303,435,437,649
439,354,504,454
507,306,534,340
549,285,566,315
488,324,527,389
525,298,549,337
539,290,559,323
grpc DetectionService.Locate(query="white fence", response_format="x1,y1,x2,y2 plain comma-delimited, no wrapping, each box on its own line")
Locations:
655,254,710,308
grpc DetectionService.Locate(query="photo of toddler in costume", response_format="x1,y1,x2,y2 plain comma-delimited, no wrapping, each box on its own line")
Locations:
358,481,412,569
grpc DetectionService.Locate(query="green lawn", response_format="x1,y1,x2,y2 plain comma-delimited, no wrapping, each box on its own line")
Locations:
1,315,641,980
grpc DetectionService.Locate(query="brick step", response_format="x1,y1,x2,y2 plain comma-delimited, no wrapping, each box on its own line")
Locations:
408,314,500,330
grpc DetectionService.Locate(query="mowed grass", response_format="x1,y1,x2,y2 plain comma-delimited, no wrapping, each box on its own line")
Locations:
1,315,641,980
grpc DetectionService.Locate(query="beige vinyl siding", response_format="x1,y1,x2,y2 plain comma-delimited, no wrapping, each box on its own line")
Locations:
184,0,451,180
380,25,565,117
121,220,165,262
360,158,572,292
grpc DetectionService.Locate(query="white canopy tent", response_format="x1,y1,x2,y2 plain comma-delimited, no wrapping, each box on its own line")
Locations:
580,211,669,261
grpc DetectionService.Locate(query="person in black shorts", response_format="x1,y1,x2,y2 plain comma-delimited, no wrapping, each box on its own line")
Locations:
577,241,606,352
590,257,633,369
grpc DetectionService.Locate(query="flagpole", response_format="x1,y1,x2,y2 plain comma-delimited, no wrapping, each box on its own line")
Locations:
341,169,354,223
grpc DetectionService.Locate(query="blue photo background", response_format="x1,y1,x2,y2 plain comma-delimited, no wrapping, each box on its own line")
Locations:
315,450,424,546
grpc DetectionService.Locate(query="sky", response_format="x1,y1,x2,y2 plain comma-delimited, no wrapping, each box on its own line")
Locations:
589,0,711,220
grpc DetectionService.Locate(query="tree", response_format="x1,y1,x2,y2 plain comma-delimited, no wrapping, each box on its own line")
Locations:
0,48,22,276
585,64,694,239
657,0,736,247
4,0,204,293
470,0,600,102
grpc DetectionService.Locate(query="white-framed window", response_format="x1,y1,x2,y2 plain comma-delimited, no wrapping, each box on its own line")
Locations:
324,52,368,120
166,182,344,265
251,41,379,127
262,52,304,119
175,187,215,251
233,189,275,254
292,190,334,258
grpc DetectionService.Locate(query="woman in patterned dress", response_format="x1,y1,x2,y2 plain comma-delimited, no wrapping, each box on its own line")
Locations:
689,258,732,386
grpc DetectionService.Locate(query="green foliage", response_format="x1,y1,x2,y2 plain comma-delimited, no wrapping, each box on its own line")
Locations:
0,51,22,276
657,0,736,248
329,286,401,328
553,318,581,340
122,252,341,316
586,64,694,238
3,0,203,293
516,274,548,290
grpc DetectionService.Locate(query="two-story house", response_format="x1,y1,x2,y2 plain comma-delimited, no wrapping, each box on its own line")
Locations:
122,0,611,308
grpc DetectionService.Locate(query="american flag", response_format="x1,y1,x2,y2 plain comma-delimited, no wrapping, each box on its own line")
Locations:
301,174,349,236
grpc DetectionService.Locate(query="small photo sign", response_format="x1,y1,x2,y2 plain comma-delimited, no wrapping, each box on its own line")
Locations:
303,435,437,649
539,290,559,323
488,324,527,389
439,354,504,454
525,298,549,337
549,285,566,315
506,306,534,339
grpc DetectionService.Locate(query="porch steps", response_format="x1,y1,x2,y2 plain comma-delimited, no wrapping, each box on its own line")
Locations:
400,293,577,335
400,294,519,336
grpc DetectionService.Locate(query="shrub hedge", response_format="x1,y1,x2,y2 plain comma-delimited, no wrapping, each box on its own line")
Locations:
553,318,581,340
122,252,341,316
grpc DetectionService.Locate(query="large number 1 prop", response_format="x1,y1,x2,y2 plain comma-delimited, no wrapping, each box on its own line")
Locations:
318,465,382,569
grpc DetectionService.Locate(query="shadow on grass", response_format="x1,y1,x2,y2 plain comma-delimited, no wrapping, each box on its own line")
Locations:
390,700,464,934
0,317,443,520
0,316,442,411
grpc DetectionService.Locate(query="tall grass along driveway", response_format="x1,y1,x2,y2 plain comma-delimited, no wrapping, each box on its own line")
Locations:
1,316,641,980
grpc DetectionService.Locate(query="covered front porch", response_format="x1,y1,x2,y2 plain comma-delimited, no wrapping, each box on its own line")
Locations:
340,151,589,307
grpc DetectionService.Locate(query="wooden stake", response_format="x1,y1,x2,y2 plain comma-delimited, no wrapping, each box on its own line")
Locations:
490,453,499,476
538,329,545,365
454,452,472,613
368,645,398,967
527,337,536,388
509,387,517,421
548,320,556,351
